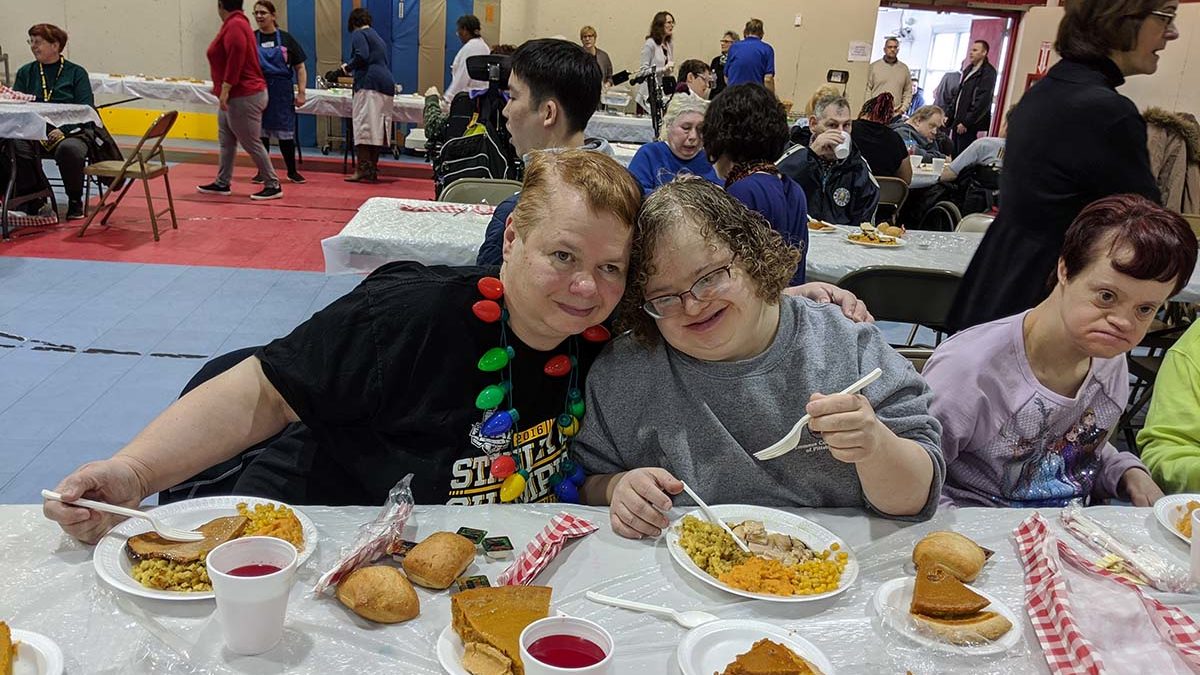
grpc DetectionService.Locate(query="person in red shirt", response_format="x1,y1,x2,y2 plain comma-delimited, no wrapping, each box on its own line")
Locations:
198,0,282,200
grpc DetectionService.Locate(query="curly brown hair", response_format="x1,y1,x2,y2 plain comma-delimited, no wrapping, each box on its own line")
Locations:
618,177,802,346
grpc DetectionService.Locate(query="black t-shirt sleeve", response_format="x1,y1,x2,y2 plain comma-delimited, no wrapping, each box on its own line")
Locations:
281,30,308,68
256,279,383,426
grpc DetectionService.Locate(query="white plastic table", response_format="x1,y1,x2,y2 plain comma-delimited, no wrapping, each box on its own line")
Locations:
2,502,1194,674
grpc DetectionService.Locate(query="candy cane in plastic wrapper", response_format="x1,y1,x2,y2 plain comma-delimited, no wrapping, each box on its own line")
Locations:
1014,512,1200,675
1060,499,1192,593
312,474,415,595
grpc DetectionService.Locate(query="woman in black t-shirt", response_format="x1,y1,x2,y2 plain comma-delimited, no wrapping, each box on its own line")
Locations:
253,0,308,183
850,93,912,184
44,150,643,540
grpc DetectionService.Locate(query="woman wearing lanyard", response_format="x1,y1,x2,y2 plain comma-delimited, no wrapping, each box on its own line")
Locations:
12,23,94,220
947,0,1180,332
340,8,395,183
252,0,308,184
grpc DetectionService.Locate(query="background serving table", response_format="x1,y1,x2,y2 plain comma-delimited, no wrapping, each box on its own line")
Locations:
90,74,426,123
2,502,1196,673
322,198,493,275
586,113,654,144
0,102,103,142
1,102,105,239
322,209,1200,304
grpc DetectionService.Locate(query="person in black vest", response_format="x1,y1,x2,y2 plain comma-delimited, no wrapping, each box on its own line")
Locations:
947,0,1178,333
947,40,998,156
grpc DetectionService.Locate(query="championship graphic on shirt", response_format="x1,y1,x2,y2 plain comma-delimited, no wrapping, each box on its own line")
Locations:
446,412,568,505
983,388,1119,507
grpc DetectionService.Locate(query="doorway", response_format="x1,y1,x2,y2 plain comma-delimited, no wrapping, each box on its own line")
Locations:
870,6,1019,137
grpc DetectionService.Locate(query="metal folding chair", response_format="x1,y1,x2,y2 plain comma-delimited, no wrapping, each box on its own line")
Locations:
79,111,179,241
837,265,962,346
956,213,995,233
875,175,909,224
439,178,523,206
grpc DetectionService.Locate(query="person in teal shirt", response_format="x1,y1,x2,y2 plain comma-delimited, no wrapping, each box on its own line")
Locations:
12,23,95,219
1140,321,1200,493
626,94,719,195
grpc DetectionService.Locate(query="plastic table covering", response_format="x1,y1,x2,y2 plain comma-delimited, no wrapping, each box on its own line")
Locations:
321,197,493,275
2,502,1196,674
585,113,654,144
89,75,425,123
0,102,102,142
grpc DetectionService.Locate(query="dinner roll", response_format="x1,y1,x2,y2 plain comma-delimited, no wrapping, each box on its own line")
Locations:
336,565,420,623
402,532,476,589
912,531,988,582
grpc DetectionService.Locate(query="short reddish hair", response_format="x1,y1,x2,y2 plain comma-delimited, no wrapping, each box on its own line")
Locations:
1061,194,1198,296
28,24,68,51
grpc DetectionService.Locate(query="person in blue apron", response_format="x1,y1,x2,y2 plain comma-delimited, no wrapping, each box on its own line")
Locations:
253,1,308,184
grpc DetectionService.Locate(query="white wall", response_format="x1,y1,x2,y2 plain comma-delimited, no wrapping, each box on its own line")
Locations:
498,0,884,110
1,0,221,82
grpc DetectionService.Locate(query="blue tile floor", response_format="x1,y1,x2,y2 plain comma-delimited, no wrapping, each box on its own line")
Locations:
0,256,928,506
0,257,361,504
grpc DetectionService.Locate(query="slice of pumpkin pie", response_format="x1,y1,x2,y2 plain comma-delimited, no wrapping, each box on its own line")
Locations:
451,585,552,675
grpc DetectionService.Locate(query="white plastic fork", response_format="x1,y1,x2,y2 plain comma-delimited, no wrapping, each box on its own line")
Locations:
42,489,204,542
680,482,751,553
752,368,883,462
586,591,718,629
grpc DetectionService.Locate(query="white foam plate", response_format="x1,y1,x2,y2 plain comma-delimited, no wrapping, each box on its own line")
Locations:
873,577,1021,655
436,610,566,674
436,624,473,675
676,619,835,675
807,221,839,233
846,235,907,248
93,495,317,601
11,629,64,675
665,504,858,603
1154,493,1200,544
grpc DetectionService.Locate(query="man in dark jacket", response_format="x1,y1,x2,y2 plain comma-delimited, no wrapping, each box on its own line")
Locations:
947,40,998,156
778,94,879,226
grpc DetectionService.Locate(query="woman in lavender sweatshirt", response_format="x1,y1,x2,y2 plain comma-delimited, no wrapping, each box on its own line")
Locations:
923,194,1197,508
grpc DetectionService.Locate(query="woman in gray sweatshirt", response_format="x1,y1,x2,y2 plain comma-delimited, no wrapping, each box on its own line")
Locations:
574,177,945,539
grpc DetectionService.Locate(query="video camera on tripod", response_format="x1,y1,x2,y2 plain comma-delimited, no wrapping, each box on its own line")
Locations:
611,65,670,139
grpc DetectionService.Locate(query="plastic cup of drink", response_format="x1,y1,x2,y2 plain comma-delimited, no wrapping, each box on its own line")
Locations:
909,155,923,171
206,536,299,655
834,131,852,160
932,157,946,173
520,616,614,675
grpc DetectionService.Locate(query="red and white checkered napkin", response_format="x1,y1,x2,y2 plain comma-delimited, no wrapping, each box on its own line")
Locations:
497,512,597,586
1014,513,1200,675
395,201,496,216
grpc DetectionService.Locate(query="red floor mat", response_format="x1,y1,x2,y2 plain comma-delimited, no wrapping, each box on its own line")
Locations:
0,161,435,271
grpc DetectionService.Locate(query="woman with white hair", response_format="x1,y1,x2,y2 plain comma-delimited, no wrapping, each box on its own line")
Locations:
626,94,719,195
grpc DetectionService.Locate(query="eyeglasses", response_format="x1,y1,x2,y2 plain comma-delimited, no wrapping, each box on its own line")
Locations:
1148,9,1177,30
642,260,735,319
26,38,48,47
